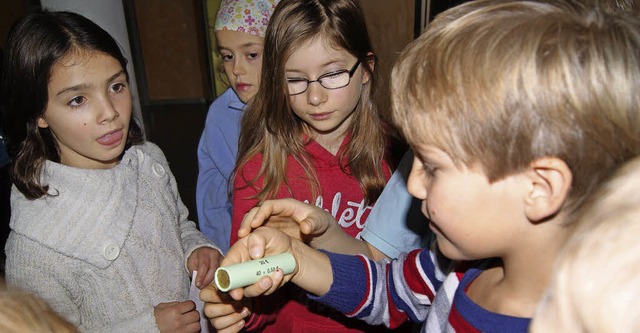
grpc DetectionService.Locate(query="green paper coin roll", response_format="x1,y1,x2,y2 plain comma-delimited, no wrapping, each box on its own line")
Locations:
214,253,296,292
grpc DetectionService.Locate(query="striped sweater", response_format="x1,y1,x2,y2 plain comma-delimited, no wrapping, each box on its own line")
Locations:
312,249,531,332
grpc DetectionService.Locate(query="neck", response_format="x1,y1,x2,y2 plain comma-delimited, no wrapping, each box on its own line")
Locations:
308,126,348,156
467,220,572,318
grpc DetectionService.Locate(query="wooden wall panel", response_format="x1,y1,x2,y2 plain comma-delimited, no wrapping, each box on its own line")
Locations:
361,0,414,123
131,0,211,102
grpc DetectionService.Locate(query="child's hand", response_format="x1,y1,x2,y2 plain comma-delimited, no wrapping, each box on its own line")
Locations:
154,300,200,333
221,226,298,301
238,198,338,244
200,285,251,333
187,247,223,289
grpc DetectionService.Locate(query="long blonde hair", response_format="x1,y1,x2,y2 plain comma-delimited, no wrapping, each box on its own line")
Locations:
235,0,389,204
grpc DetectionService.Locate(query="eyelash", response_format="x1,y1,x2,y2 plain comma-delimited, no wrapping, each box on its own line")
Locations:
220,52,261,62
111,82,126,93
423,163,438,176
285,70,344,82
68,96,86,108
66,82,126,108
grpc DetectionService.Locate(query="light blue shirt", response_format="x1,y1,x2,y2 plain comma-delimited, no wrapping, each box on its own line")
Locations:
360,150,431,259
196,88,245,253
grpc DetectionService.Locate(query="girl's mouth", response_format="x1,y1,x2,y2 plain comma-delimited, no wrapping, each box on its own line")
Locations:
97,129,123,146
310,112,333,120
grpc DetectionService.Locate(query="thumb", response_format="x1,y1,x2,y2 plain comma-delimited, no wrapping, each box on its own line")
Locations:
299,217,329,236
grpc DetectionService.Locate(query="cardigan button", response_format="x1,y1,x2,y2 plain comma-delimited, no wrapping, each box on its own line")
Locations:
152,163,166,177
103,243,120,261
136,149,145,162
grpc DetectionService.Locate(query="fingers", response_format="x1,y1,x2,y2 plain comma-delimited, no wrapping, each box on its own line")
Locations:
189,248,222,289
209,307,249,331
225,269,285,301
221,232,268,268
238,206,261,239
200,264,217,289
176,300,197,314
202,292,250,333
154,300,201,332
215,319,247,333
199,285,223,303
241,275,274,298
299,217,324,236
197,250,219,288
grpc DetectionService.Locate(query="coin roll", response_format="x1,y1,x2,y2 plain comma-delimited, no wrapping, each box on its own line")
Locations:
214,253,296,292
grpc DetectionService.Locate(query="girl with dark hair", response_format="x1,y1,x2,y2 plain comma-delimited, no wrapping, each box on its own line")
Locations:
1,11,222,332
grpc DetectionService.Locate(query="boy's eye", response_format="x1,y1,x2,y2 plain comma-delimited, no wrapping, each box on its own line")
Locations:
422,163,437,176
68,96,86,107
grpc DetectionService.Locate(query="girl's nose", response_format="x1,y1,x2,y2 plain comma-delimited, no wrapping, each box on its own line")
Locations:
100,98,120,124
232,59,246,76
306,81,327,106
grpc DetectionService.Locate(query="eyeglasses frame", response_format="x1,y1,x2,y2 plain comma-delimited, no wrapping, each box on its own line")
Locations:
287,60,362,96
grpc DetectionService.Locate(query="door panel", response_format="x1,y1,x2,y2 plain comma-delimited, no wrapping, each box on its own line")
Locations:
124,0,213,222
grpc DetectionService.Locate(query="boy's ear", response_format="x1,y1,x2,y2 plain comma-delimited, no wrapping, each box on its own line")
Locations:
361,52,375,84
524,157,572,223
36,116,49,128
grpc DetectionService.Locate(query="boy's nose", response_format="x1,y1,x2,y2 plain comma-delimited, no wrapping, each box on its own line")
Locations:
407,157,428,200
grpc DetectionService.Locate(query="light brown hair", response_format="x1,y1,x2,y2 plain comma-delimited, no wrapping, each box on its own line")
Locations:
234,0,389,205
391,0,640,219
0,282,78,333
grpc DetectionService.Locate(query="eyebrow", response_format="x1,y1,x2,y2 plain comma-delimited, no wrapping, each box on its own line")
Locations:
56,70,126,96
217,42,262,51
285,59,344,73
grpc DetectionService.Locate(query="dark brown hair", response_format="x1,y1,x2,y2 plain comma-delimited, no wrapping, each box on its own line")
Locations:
1,11,144,199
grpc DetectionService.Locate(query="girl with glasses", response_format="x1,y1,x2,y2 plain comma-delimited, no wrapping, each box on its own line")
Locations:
208,0,393,332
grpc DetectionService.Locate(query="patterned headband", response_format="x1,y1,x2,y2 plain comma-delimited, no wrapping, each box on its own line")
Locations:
214,0,280,37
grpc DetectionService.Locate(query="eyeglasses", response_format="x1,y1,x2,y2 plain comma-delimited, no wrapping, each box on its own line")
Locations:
287,60,361,96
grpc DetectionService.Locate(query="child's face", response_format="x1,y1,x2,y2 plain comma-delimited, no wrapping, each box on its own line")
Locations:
285,37,370,140
407,143,529,261
215,30,264,103
37,51,132,169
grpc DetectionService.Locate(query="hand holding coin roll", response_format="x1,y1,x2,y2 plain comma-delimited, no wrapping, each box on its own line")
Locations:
214,253,296,292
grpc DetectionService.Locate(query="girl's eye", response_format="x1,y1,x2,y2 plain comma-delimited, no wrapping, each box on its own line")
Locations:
68,96,86,108
247,52,260,60
111,83,126,93
287,77,307,83
322,71,343,79
221,54,233,62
